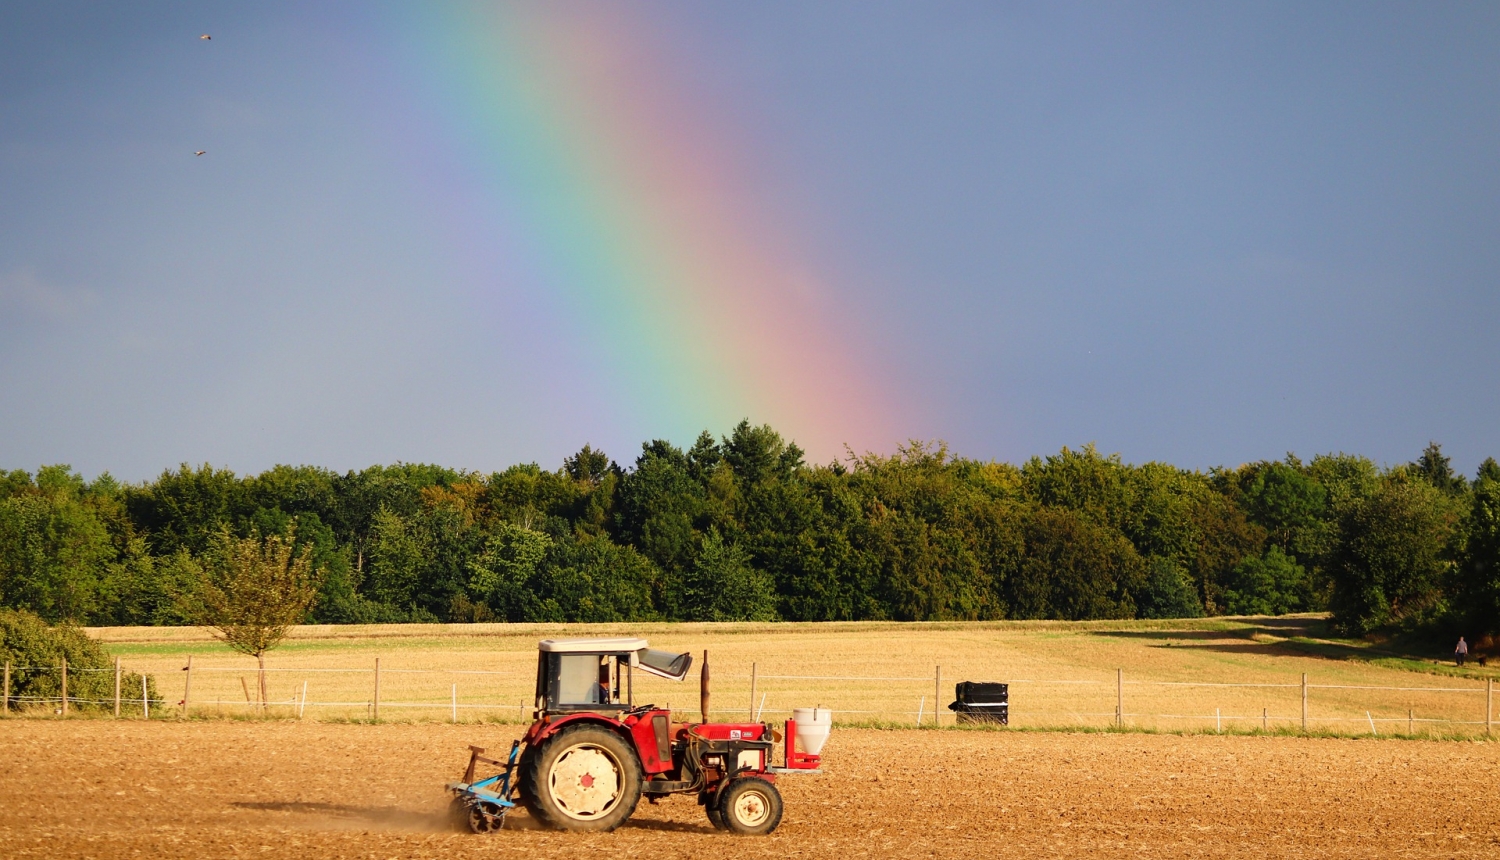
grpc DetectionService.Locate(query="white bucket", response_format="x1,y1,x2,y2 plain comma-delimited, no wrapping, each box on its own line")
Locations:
791,707,832,755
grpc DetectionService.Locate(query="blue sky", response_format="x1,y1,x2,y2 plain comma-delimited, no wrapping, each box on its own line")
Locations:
2,2,1496,480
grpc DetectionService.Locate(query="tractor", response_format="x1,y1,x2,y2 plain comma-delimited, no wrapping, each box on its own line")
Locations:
447,637,826,836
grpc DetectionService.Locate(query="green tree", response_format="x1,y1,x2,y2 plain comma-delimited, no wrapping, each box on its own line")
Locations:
614,440,704,575
722,420,804,485
541,535,660,622
1135,556,1205,619
467,521,554,621
0,470,116,622
1222,546,1310,615
1478,458,1500,484
1327,477,1459,635
364,507,429,611
562,444,614,485
1452,469,1500,634
197,527,324,707
1009,507,1144,620
124,463,246,556
1244,461,1327,552
1021,444,1133,531
1411,442,1466,495
665,529,777,621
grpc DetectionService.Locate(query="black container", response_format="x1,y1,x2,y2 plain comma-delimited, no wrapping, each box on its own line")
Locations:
949,682,1009,725
954,681,1008,705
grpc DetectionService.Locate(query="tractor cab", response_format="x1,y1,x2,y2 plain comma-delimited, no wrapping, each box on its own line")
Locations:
534,637,692,715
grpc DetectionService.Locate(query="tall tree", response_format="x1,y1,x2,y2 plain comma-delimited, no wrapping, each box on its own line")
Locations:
197,527,323,707
1327,477,1459,635
0,469,116,622
1412,442,1467,495
1453,468,1500,634
665,529,777,622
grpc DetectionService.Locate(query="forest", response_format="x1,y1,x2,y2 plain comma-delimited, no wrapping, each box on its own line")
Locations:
2,421,1498,638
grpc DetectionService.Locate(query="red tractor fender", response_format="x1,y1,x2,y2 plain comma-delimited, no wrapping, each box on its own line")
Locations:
525,712,628,747
523,710,675,775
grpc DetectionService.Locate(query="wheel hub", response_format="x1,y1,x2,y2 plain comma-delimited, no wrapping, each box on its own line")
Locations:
548,745,622,819
732,790,769,826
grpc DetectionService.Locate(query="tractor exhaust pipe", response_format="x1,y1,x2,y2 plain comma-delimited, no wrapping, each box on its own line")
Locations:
700,649,710,723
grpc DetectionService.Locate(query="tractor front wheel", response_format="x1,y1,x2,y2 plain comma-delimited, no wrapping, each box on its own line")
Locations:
520,725,642,832
716,777,783,835
704,795,727,830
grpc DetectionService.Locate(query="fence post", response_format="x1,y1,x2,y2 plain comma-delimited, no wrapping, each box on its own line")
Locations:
1301,673,1307,732
1487,679,1493,736
916,695,924,727
299,681,308,720
182,655,192,715
750,662,757,719
1409,708,1414,735
1117,668,1124,728
373,657,381,722
2,661,9,715
935,665,941,728
142,674,149,719
113,657,121,718
1262,707,1267,732
60,657,68,716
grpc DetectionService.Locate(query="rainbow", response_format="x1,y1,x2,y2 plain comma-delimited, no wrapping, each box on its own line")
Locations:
378,4,896,461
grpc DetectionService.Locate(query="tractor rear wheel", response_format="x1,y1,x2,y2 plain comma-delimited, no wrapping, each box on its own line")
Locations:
716,777,782,835
520,725,642,832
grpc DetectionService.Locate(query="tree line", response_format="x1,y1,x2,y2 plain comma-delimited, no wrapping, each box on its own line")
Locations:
2,421,1498,638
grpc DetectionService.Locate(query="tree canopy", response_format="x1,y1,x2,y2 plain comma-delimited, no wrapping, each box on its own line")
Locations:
1,427,1491,637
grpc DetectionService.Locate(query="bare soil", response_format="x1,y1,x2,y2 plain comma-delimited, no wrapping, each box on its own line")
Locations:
2,720,1497,858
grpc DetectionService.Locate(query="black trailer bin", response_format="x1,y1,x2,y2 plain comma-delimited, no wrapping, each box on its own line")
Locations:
949,682,1008,724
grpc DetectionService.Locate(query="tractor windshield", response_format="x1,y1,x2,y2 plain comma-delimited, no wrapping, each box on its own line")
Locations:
636,648,692,681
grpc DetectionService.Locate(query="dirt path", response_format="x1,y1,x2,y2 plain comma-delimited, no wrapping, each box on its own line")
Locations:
2,720,1496,858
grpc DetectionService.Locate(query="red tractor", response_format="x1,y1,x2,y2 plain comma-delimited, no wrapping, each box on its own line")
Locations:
448,637,825,835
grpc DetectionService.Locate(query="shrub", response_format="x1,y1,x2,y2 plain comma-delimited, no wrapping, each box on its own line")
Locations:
0,607,155,714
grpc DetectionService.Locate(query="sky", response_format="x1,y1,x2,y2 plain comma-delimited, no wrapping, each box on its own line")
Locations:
1,1,1497,482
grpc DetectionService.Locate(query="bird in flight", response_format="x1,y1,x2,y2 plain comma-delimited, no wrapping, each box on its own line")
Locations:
200,34,211,40
194,151,206,156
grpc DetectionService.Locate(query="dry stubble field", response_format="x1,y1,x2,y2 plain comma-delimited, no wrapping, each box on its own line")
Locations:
89,617,1500,732
3,719,1498,859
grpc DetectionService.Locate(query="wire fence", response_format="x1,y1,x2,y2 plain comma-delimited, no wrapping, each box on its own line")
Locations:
4,658,1495,736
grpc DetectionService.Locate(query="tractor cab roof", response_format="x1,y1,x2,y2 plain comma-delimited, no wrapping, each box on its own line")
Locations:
536,637,692,681
538,637,649,653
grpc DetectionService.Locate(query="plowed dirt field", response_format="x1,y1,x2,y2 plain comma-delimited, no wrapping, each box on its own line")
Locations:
3,720,1497,859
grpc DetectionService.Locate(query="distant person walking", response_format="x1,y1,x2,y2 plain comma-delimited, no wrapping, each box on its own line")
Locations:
1455,636,1469,667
